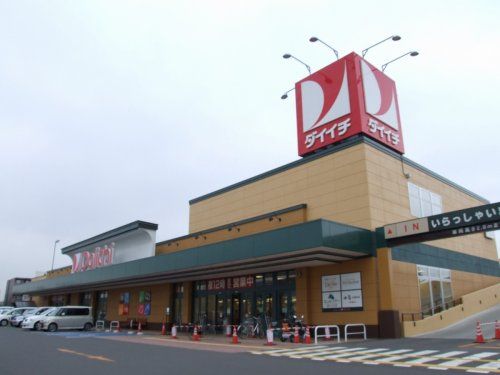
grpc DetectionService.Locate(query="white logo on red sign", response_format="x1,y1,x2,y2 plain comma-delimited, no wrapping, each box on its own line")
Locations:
300,63,351,132
71,243,114,273
361,60,400,130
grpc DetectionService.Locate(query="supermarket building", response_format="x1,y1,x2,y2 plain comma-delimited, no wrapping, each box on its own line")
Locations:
11,53,499,338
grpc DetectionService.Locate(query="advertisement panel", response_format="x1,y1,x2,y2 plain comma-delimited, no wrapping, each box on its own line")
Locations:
295,52,404,156
321,272,363,311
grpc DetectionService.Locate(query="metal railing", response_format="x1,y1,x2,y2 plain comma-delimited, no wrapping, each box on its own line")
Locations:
401,298,463,322
314,325,340,344
344,323,366,341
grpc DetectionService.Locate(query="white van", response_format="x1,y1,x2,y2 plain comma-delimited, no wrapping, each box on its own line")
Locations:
39,306,93,332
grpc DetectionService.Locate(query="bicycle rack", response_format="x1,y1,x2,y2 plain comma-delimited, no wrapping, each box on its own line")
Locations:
314,325,341,344
344,323,366,341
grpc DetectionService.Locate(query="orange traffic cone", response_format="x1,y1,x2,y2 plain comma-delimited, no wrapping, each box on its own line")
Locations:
293,326,300,344
192,325,200,341
232,325,240,344
137,322,143,335
171,325,178,339
495,320,500,340
161,321,166,336
474,321,485,343
304,326,311,344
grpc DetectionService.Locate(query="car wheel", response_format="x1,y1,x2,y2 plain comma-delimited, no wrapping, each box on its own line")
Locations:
1,319,8,327
47,323,58,332
83,323,93,331
34,322,41,331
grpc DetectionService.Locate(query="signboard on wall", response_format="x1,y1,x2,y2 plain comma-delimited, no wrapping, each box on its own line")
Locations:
322,272,363,312
119,292,130,316
207,275,254,291
63,221,158,274
295,52,404,157
137,290,151,316
383,202,500,244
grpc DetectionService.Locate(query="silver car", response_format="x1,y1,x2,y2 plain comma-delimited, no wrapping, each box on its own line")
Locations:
21,307,56,330
39,306,93,332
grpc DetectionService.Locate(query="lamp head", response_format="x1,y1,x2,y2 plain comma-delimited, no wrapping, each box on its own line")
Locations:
281,94,288,100
392,35,401,41
309,37,318,42
283,53,291,59
410,51,419,56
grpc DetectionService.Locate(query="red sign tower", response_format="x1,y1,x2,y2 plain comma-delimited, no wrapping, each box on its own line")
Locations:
295,52,404,156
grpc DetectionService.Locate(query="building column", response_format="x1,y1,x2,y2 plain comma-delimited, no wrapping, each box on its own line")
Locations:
181,281,192,324
295,267,310,323
376,247,401,338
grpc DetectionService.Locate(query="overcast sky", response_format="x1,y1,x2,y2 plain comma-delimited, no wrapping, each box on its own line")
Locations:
1,0,498,298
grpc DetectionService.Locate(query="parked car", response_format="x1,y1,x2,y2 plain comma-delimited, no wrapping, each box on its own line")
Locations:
0,307,14,315
0,308,33,327
21,307,57,330
10,308,38,327
39,306,93,332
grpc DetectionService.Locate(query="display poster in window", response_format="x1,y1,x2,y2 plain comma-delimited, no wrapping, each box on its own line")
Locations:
138,290,151,316
341,290,363,309
119,292,130,315
322,291,342,309
322,272,363,311
322,275,341,292
340,272,361,290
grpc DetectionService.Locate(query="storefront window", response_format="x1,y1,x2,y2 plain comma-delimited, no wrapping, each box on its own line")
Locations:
255,274,264,286
96,291,108,321
417,265,453,315
264,273,273,285
79,292,92,307
173,283,183,324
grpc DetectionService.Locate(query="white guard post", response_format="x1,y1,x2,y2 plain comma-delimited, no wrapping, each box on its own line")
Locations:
344,323,367,342
314,325,341,344
110,320,120,332
95,320,105,331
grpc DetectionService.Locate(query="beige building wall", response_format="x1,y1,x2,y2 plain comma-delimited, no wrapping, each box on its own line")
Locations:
296,258,379,326
190,142,497,260
189,143,372,232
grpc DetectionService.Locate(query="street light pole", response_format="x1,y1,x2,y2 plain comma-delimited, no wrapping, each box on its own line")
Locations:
51,240,60,271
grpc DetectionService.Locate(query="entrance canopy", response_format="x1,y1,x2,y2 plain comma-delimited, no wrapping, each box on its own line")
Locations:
12,219,373,296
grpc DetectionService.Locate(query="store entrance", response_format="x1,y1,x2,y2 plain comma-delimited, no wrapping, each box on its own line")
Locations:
192,270,296,329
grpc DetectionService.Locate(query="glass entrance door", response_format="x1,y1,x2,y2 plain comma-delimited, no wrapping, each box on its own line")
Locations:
231,293,241,325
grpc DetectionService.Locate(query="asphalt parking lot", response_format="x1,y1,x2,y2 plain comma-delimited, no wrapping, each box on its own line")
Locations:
0,326,499,375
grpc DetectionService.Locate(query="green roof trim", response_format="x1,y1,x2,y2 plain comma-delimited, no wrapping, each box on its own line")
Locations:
391,242,500,277
189,135,488,205
61,221,158,254
12,219,373,295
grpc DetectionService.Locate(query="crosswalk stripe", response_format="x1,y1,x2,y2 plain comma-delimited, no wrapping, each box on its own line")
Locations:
311,347,366,361
289,348,351,359
347,349,411,361
322,348,389,361
475,360,500,370
437,352,497,368
377,350,439,363
268,346,330,357
403,351,467,364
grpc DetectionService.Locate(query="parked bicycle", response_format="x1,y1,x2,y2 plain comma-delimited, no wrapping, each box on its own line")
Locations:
237,315,266,338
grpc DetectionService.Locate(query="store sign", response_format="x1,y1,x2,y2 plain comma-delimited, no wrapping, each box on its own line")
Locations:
295,52,404,156
207,275,254,291
71,243,114,273
65,222,157,274
383,202,500,242
322,272,363,311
